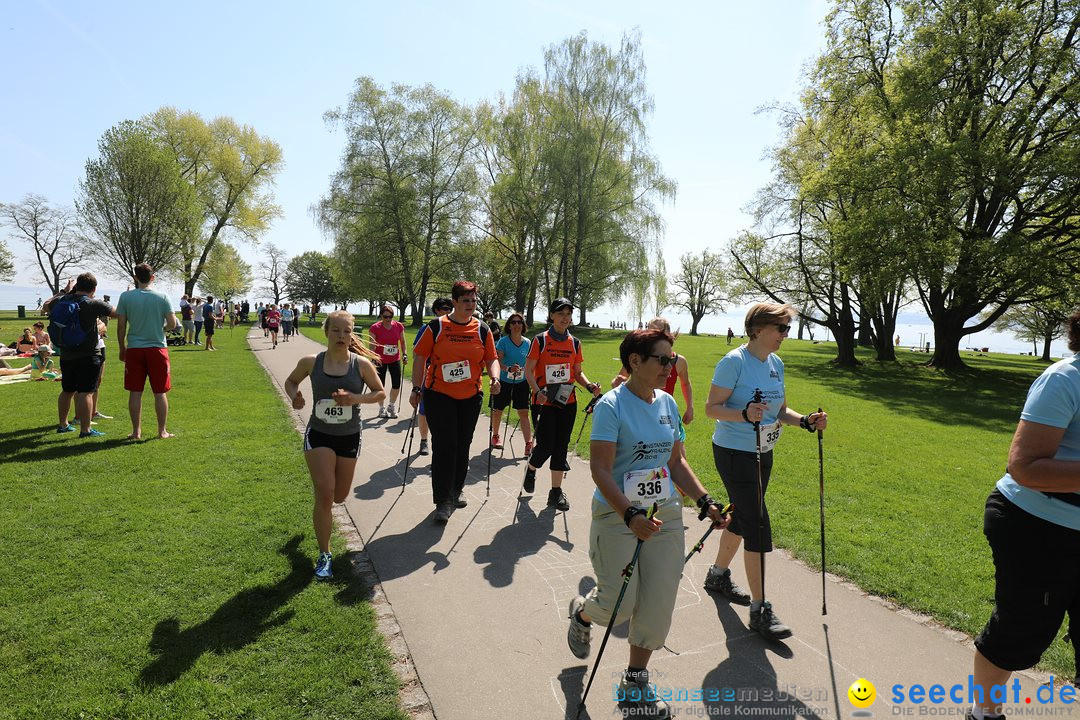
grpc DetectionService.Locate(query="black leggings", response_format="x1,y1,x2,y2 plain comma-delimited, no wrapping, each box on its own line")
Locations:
713,443,775,553
528,403,577,471
377,360,402,390
423,389,483,505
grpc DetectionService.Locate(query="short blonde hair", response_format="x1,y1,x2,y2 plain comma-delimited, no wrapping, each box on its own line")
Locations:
744,302,795,340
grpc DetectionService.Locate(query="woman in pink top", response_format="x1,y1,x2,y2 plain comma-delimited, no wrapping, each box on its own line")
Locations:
266,304,282,349
370,305,407,418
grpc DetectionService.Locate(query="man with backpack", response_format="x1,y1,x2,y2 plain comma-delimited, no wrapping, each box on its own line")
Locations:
117,263,177,440
45,273,116,438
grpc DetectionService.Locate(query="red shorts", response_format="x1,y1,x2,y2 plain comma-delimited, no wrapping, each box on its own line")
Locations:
124,347,172,393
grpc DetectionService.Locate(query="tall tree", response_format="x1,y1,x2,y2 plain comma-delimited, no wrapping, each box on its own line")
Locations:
284,251,337,312
992,297,1075,362
257,243,288,304
1,194,86,294
148,108,283,296
77,120,200,282
198,242,253,303
671,250,728,336
652,250,669,318
0,239,14,283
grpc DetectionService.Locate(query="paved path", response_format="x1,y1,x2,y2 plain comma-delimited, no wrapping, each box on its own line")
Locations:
250,326,1053,720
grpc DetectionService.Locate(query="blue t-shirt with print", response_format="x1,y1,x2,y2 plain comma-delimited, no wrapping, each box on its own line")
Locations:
590,385,682,506
495,335,530,384
710,345,786,453
996,356,1080,530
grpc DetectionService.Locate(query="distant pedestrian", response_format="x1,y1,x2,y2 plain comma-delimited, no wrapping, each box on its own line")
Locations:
202,295,220,351
727,327,734,345
116,263,177,440
266,304,281,349
281,303,294,341
193,298,204,345
180,295,195,344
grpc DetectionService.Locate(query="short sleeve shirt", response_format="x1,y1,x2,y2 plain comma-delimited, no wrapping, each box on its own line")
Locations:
996,356,1080,530
496,335,530,384
414,316,496,400
590,385,681,506
527,330,583,406
116,289,173,349
370,321,406,364
710,345,786,452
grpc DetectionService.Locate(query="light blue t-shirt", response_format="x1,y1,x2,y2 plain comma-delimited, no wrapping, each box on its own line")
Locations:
282,309,294,322
996,356,1080,530
710,345,786,453
116,288,173,349
590,385,682,506
495,335,530,384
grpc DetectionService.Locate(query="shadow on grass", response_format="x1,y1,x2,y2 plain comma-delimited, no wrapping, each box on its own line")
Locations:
139,535,311,686
1,432,128,462
811,359,1033,430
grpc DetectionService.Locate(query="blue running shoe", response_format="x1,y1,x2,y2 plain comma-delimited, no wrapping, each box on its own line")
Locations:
57,424,77,434
79,429,106,438
314,552,333,580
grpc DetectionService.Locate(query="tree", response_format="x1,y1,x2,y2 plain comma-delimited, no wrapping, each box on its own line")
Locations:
992,298,1075,362
77,120,201,282
198,242,253,302
148,108,283,296
652,250,669,318
257,243,288,304
671,250,728,336
1,194,86,294
284,251,337,311
0,239,14,283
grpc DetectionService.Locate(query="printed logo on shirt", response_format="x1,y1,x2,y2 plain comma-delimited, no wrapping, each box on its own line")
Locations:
631,440,669,463
769,370,780,379
659,414,673,426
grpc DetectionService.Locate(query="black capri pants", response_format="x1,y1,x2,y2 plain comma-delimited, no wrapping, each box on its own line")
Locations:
377,360,402,390
974,489,1080,671
529,402,577,472
713,443,775,553
493,380,530,411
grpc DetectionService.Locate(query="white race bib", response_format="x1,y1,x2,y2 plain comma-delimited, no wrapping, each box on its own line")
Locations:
315,398,353,425
441,360,472,383
624,466,674,508
757,421,782,452
545,363,571,384
383,344,399,356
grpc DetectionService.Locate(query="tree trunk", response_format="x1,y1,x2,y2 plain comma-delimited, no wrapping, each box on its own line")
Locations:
690,312,703,336
1042,329,1053,362
857,306,873,347
578,306,587,326
870,314,897,361
928,316,968,369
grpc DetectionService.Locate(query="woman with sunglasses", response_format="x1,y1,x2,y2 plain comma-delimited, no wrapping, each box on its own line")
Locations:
703,302,827,641
410,281,500,523
371,305,407,419
491,311,533,453
566,328,730,719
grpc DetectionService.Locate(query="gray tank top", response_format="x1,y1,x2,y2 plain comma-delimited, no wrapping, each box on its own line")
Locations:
307,352,367,436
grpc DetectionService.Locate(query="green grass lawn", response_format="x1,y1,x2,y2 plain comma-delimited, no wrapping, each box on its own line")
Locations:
301,314,1072,675
0,311,407,720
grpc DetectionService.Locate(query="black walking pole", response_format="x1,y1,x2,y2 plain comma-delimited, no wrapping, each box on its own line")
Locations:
499,398,512,458
577,502,658,719
752,388,767,605
486,387,494,497
400,399,419,491
817,406,827,616
684,503,733,565
571,392,603,454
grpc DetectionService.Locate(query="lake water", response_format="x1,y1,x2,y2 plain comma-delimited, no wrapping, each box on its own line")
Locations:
1,283,1066,358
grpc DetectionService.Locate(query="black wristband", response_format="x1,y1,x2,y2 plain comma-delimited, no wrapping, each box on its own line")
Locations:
411,387,422,396
800,414,815,432
623,506,647,528
696,493,713,510
742,408,752,424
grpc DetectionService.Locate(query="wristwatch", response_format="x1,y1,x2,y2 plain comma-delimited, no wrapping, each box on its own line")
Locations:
623,506,648,528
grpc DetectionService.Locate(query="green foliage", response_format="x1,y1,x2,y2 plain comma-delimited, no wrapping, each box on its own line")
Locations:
148,107,283,296
198,241,253,301
77,120,201,282
284,251,338,309
0,238,14,282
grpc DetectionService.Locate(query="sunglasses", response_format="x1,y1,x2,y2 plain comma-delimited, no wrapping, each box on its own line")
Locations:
644,354,675,367
774,324,791,334
381,315,393,319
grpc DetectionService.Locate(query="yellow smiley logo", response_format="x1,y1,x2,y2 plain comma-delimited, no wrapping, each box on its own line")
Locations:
848,679,876,709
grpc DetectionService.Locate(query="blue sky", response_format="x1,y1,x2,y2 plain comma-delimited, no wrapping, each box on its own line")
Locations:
1,0,830,290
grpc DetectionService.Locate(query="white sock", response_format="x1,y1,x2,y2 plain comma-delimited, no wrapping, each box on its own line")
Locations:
710,564,728,574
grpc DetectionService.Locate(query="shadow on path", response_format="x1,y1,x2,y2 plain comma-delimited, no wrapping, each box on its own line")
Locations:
474,503,573,587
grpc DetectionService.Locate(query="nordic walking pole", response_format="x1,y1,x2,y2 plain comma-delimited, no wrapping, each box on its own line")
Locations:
400,398,418,454
486,388,494,497
577,502,659,719
499,400,512,458
400,400,419,491
684,503,733,565
571,392,603,454
752,387,767,605
817,405,827,616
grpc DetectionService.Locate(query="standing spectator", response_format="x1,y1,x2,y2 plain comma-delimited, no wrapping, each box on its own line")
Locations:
726,327,735,345
202,296,221,351
192,298,204,345
44,273,116,437
180,295,195,345
117,263,178,440
90,317,113,422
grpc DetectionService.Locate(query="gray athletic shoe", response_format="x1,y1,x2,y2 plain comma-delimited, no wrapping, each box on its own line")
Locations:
618,669,671,719
455,492,468,509
749,601,793,640
387,404,397,418
567,595,591,659
704,567,752,605
433,501,454,524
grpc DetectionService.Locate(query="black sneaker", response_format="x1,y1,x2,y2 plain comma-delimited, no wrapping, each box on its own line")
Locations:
433,501,454,524
418,438,429,456
704,568,752,605
548,487,570,511
455,492,468,509
749,601,793,640
523,467,536,494
617,669,671,719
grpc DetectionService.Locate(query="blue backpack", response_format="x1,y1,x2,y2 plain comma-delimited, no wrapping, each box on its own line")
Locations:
48,295,90,349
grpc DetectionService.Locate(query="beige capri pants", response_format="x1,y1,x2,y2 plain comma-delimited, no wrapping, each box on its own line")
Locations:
582,495,686,651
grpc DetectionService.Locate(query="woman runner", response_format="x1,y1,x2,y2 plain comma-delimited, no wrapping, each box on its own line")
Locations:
284,310,385,580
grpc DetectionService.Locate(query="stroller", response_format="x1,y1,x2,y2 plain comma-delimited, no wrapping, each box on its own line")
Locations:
165,326,185,346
